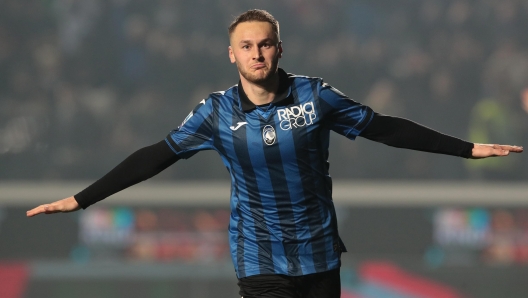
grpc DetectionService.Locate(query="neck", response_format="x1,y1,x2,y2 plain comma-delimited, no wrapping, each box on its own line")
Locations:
239,71,280,106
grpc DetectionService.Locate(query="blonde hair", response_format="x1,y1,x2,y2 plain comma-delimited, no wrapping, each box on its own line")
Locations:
228,9,280,40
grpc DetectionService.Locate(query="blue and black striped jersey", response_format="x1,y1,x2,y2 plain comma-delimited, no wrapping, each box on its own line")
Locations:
165,69,374,278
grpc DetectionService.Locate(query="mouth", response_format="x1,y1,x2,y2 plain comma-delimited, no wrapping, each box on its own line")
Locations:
251,63,266,70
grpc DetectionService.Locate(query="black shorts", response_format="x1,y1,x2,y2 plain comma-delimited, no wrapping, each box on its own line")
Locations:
237,269,341,298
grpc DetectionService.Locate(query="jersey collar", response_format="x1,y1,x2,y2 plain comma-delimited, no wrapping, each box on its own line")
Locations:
238,68,292,112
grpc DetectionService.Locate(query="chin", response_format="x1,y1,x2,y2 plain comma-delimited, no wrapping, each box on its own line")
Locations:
243,67,276,84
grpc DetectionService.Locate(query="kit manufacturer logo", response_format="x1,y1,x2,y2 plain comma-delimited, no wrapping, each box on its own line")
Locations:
229,122,248,131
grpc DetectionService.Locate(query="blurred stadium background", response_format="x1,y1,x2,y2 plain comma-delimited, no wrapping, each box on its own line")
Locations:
1,0,527,297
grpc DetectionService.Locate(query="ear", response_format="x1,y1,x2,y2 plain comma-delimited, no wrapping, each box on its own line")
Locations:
228,46,236,64
278,41,283,58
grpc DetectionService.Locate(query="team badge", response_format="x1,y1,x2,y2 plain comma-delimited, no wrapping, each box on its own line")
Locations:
262,125,276,145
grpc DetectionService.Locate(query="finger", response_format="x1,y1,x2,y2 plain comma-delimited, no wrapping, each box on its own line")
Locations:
26,209,38,217
491,144,515,155
26,205,49,217
476,144,506,157
492,147,509,156
27,203,61,217
499,145,523,152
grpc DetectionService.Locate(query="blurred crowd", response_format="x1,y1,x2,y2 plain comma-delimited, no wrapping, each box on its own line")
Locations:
78,206,230,263
1,0,527,181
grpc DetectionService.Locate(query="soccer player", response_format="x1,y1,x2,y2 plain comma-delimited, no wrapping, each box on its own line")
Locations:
27,9,522,298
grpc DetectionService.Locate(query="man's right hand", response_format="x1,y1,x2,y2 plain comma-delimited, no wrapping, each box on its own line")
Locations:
26,196,80,217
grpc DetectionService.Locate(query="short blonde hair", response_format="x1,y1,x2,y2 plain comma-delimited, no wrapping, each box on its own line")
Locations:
228,9,280,40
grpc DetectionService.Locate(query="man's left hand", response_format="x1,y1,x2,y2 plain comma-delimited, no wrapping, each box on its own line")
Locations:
471,143,524,159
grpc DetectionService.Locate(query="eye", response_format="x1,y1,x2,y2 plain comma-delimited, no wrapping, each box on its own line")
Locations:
242,45,250,50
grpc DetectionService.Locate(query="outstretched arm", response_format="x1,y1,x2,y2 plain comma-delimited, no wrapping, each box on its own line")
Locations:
26,140,179,217
359,113,523,158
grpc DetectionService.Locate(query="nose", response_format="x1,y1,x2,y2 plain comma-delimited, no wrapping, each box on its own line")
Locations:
252,46,263,60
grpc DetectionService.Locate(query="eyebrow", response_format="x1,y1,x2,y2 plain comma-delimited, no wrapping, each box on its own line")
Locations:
239,38,275,45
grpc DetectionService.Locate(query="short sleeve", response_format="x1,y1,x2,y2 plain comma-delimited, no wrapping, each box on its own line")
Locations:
165,98,215,159
318,81,374,140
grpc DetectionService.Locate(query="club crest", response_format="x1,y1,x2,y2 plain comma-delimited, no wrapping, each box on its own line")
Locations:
262,125,276,146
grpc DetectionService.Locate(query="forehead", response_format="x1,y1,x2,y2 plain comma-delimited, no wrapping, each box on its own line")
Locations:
230,21,277,43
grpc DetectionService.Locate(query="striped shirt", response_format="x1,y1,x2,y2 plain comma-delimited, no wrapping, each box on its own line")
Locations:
165,68,374,278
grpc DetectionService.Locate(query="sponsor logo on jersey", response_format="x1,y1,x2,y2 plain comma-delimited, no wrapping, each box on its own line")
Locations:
277,102,316,130
262,125,276,145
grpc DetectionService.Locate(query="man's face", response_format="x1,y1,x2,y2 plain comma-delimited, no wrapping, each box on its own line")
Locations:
228,21,282,85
